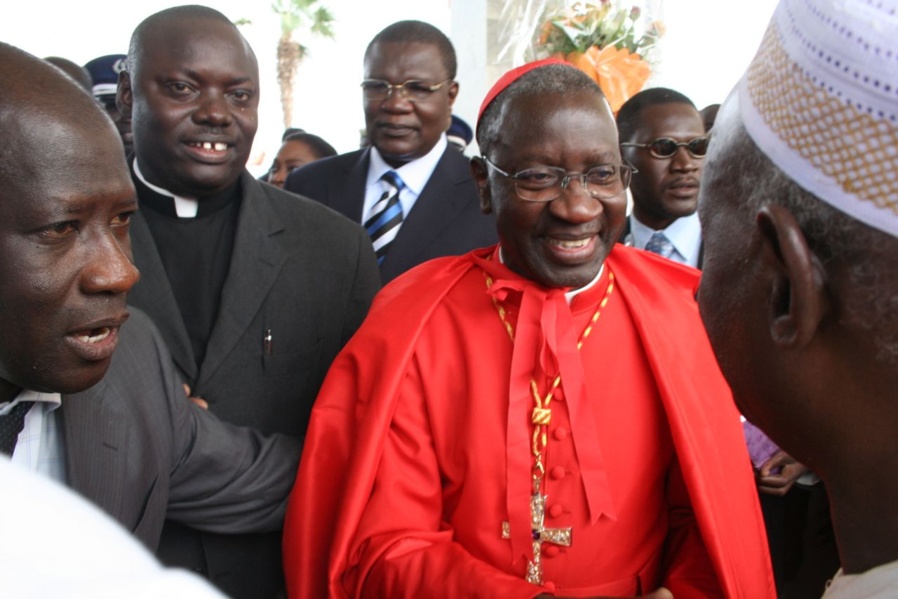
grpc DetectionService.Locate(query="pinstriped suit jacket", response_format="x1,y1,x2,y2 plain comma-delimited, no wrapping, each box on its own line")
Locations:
62,308,301,550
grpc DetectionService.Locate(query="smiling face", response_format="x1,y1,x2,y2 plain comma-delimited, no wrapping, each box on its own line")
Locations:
363,41,458,168
120,15,259,198
0,112,140,401
475,91,627,289
622,102,705,230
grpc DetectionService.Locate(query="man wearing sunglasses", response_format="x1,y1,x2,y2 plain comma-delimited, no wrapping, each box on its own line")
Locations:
617,88,708,268
285,20,496,284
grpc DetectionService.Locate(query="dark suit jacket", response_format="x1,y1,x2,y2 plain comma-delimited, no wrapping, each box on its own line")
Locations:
285,146,498,284
128,170,381,598
62,309,301,549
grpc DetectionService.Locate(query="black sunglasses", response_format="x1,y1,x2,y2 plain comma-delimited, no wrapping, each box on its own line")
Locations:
621,136,710,159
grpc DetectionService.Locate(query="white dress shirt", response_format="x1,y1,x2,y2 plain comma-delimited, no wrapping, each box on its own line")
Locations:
362,134,448,223
630,212,703,268
1,389,64,482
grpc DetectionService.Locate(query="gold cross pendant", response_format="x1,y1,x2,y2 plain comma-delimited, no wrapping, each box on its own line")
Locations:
501,493,572,585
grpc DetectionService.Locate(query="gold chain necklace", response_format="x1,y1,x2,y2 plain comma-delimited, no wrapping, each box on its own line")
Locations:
486,270,615,585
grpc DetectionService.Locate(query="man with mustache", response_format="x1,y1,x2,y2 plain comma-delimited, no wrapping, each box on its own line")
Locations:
617,88,706,268
285,20,496,284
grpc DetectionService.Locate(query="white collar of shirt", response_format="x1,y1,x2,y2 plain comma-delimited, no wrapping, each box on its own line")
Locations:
362,134,448,221
134,159,200,218
630,211,702,267
2,389,64,482
498,247,604,305
0,389,61,414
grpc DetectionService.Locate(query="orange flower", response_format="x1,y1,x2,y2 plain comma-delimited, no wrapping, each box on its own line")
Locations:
564,45,651,113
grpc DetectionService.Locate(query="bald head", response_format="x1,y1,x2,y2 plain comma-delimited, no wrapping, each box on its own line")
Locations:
127,5,256,79
1,43,127,195
43,56,93,91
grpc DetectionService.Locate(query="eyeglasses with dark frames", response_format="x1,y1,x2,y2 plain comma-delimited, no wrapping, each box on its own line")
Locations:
360,79,452,103
481,157,635,203
620,136,710,159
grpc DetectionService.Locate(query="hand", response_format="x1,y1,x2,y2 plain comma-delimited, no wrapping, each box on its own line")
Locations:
183,383,209,410
757,450,808,496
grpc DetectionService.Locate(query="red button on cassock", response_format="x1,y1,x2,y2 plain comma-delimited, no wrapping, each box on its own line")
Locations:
553,427,569,441
548,504,564,518
549,466,565,480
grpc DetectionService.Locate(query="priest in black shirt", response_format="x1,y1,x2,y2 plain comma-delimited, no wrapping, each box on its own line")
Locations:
116,6,381,598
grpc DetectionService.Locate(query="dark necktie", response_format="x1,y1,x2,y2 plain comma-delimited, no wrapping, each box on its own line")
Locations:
0,401,33,456
365,170,406,265
645,231,675,259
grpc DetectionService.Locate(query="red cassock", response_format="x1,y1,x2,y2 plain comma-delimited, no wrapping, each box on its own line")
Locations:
284,245,774,599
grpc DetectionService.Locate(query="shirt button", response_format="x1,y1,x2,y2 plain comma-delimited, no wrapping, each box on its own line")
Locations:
548,504,564,518
543,545,560,558
553,427,569,441
549,466,565,480
542,581,556,593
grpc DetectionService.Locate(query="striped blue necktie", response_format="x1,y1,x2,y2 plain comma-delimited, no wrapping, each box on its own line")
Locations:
365,170,406,265
645,231,674,259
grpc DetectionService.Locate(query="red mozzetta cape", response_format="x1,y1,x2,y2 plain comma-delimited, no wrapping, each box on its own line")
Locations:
284,245,774,598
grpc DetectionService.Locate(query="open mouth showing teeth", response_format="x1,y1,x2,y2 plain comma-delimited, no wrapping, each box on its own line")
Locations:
76,327,111,344
548,238,591,249
191,142,229,151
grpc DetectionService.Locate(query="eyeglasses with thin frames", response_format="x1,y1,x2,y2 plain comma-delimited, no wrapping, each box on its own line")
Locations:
481,157,635,203
620,136,710,159
360,79,452,103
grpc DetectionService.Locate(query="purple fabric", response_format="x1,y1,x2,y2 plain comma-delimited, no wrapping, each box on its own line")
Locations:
743,420,780,470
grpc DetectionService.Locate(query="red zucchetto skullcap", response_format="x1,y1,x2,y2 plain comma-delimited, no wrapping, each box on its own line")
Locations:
476,58,570,132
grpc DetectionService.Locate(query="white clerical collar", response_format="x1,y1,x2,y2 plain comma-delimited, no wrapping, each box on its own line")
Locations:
498,247,604,305
366,134,448,198
133,159,200,218
631,211,702,267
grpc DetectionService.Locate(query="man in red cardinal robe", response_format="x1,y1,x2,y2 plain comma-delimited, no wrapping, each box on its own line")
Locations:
283,59,774,599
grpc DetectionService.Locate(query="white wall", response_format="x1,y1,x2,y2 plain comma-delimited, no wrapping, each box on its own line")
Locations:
2,0,776,173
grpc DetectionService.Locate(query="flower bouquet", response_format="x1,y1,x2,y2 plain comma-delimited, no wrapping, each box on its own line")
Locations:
534,1,664,112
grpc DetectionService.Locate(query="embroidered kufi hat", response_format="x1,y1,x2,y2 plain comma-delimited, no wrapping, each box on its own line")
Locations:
738,0,898,237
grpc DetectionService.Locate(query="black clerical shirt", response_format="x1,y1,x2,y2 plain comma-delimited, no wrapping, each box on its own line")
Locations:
133,175,241,370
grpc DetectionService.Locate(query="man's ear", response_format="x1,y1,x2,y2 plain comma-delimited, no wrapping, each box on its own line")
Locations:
117,71,133,119
756,204,827,348
470,156,492,215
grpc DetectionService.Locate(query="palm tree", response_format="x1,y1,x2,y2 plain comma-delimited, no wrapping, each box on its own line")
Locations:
273,0,335,129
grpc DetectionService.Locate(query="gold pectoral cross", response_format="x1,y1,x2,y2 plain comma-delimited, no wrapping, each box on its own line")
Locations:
501,493,572,585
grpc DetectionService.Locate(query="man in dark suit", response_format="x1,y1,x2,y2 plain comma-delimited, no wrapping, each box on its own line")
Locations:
616,88,706,268
116,6,381,598
285,20,497,284
0,40,299,565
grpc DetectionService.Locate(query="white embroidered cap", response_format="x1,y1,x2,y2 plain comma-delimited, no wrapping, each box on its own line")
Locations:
738,0,898,237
